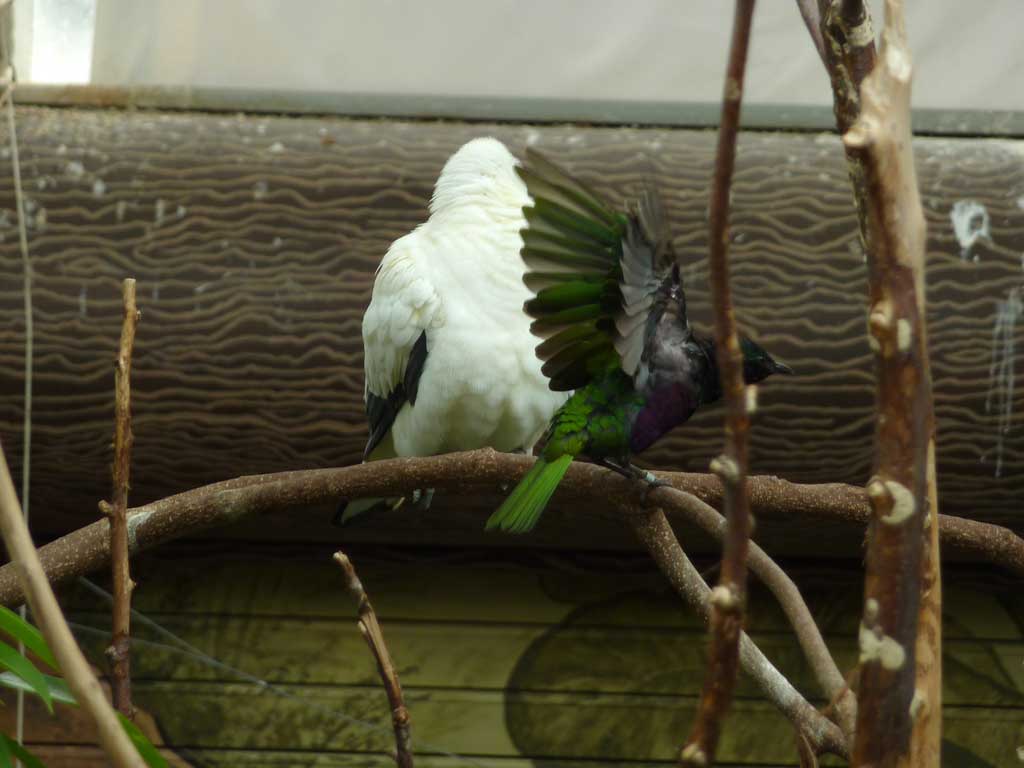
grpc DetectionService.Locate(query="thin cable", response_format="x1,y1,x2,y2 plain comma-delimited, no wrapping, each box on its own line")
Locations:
76,577,490,768
1,10,34,755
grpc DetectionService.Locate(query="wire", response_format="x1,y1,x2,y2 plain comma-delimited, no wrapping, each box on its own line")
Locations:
76,577,491,768
0,6,35,758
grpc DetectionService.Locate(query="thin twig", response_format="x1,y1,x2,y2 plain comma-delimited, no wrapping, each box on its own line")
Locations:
842,1,940,764
631,508,848,759
683,1,757,764
334,551,413,768
0,443,146,768
0,450,1018,611
103,278,140,719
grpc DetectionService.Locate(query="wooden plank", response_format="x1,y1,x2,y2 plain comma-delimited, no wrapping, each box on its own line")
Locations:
0,107,1021,552
58,551,1024,640
64,610,1024,708
2,682,1016,766
21,744,775,768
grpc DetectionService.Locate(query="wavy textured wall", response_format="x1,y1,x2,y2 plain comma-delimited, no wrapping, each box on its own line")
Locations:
0,107,1021,542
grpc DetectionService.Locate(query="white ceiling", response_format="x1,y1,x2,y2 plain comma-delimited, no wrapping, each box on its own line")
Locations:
16,0,1024,112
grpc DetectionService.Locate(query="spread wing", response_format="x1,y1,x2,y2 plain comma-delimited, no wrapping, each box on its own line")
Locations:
516,148,681,391
361,235,441,459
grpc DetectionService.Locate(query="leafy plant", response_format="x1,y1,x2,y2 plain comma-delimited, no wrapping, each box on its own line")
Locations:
0,605,167,768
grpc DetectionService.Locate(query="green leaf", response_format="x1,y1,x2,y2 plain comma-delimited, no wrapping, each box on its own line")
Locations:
0,670,76,706
0,735,46,768
0,642,52,713
117,713,169,768
0,607,59,671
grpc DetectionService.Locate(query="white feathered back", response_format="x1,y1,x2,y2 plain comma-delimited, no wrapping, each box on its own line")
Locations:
430,137,525,216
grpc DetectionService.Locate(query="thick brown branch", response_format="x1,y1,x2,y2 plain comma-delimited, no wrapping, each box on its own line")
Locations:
0,450,1019,612
0,444,145,768
104,277,139,719
631,508,848,760
334,552,413,768
843,1,940,764
684,2,757,764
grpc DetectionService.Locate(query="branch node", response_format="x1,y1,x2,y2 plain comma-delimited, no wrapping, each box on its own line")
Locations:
710,584,742,613
709,455,740,484
98,500,114,516
744,384,758,415
680,743,709,767
909,688,928,721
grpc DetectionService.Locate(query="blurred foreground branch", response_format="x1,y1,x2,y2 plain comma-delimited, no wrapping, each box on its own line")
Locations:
684,1,758,764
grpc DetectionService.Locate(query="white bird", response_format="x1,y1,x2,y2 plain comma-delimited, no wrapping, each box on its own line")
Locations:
338,137,569,521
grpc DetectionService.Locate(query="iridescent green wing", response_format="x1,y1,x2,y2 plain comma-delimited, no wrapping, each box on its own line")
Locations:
516,149,680,391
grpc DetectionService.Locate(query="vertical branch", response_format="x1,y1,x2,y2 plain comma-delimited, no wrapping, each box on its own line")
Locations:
841,0,940,765
334,552,413,768
681,2,756,765
103,278,140,719
814,0,877,256
0,446,146,768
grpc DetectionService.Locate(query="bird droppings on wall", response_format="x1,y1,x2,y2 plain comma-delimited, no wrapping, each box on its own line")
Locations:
986,287,1021,477
951,199,991,261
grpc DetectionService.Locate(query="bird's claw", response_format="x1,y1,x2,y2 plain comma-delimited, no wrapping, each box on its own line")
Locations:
639,471,670,504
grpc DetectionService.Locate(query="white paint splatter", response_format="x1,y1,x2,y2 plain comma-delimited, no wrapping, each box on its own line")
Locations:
154,198,166,225
92,179,106,197
986,288,1021,478
268,141,285,153
272,236,283,248
65,161,84,179
253,180,269,200
1017,195,1024,211
950,199,991,260
176,205,187,218
859,622,906,670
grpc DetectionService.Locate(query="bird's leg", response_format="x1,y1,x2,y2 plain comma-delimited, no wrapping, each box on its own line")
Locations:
408,487,435,512
593,458,638,482
595,459,670,506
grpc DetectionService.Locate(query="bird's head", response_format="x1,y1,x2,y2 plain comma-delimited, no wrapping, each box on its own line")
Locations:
430,137,524,215
739,336,793,383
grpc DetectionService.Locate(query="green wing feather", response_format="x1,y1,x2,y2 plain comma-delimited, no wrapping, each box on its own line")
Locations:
516,149,680,391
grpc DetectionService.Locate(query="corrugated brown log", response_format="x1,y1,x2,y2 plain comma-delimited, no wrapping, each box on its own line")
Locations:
0,106,1021,555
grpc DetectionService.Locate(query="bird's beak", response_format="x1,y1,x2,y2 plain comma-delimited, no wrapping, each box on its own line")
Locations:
773,360,794,375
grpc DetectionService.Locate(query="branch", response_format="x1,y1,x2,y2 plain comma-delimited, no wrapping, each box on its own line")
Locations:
815,0,877,254
102,278,140,719
1,450,1020,613
663,488,856,740
334,552,413,768
683,2,757,764
843,1,940,763
0,444,145,768
631,508,848,760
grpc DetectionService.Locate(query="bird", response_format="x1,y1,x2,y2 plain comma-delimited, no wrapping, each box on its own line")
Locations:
336,137,570,524
485,149,792,534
